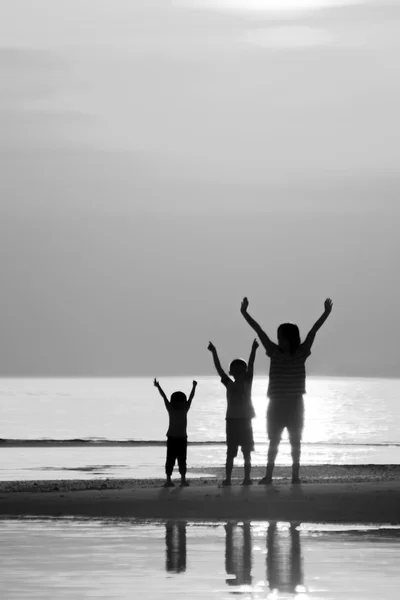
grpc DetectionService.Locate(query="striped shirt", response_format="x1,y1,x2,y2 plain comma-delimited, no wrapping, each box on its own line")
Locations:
221,373,256,420
267,342,311,399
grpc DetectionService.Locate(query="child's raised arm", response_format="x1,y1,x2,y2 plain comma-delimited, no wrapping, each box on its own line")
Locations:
186,380,198,411
240,297,276,356
247,338,259,377
154,378,169,410
207,342,229,383
304,298,333,348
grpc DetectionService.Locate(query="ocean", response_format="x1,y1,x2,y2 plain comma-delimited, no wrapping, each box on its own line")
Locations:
1,376,400,480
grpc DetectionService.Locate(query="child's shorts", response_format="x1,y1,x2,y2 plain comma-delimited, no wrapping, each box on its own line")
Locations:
226,418,254,457
165,436,188,475
267,396,304,441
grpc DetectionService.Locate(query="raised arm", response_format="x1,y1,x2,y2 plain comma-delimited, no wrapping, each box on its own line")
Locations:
207,342,229,382
304,298,333,348
240,297,276,356
154,378,169,410
247,338,259,377
186,380,198,411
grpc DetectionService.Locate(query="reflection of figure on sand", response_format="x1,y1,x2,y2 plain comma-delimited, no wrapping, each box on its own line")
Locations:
225,521,252,586
267,522,304,595
165,521,187,573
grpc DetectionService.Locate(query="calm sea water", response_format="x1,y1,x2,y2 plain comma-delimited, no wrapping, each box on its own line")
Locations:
1,519,400,599
1,377,400,480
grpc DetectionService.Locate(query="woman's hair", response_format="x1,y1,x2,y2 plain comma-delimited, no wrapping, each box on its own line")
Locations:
277,323,301,355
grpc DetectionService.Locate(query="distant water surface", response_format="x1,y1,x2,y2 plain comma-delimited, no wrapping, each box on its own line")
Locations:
1,377,400,479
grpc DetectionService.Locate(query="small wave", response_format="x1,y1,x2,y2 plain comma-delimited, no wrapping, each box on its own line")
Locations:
31,465,128,472
308,441,400,447
0,439,226,447
1,439,400,448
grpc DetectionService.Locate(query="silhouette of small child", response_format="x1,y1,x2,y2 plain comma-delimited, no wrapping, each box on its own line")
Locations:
241,297,333,484
208,339,258,486
154,378,197,487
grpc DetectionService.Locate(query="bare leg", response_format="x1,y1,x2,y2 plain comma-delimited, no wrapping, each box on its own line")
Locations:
242,451,252,485
178,441,189,486
259,438,280,484
289,399,304,484
290,436,301,484
165,441,175,487
223,453,234,486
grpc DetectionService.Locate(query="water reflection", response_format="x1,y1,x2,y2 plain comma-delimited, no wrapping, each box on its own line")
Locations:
225,522,252,586
224,521,304,595
267,522,304,595
165,521,187,573
1,520,400,599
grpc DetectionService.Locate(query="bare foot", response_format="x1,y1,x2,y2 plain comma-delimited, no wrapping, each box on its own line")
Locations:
258,476,272,485
180,480,190,487
241,478,253,486
291,477,301,485
222,479,232,486
163,480,174,488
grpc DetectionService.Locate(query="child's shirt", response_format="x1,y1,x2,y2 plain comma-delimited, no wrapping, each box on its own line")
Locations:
221,373,256,420
267,342,311,399
166,404,189,438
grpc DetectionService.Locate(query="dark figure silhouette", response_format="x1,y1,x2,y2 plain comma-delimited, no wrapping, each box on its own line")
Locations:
165,521,187,573
225,521,252,587
208,340,259,486
267,523,304,595
154,378,197,487
241,297,333,484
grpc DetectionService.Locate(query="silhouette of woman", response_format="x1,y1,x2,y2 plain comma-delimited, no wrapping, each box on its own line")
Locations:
267,522,305,594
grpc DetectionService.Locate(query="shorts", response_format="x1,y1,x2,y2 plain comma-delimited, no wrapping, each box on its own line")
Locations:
267,396,304,441
165,436,187,476
226,418,254,458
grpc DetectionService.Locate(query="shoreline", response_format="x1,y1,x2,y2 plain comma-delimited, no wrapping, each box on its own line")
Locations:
1,464,400,493
1,482,399,523
1,465,400,523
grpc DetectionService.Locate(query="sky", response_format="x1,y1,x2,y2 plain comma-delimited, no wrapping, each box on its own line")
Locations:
0,0,399,377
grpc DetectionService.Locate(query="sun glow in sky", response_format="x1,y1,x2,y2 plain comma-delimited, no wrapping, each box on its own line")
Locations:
0,0,399,376
181,0,365,13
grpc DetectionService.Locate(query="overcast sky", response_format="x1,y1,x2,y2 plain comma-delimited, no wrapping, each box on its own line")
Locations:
0,0,399,376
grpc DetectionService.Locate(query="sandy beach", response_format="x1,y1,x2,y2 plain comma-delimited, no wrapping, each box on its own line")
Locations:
1,465,399,523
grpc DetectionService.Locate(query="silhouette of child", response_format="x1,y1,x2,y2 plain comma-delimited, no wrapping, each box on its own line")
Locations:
154,378,197,487
208,339,258,486
225,522,252,586
240,297,333,484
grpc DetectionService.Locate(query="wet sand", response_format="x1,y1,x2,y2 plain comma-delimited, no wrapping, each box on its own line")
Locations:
1,465,400,523
2,519,400,600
